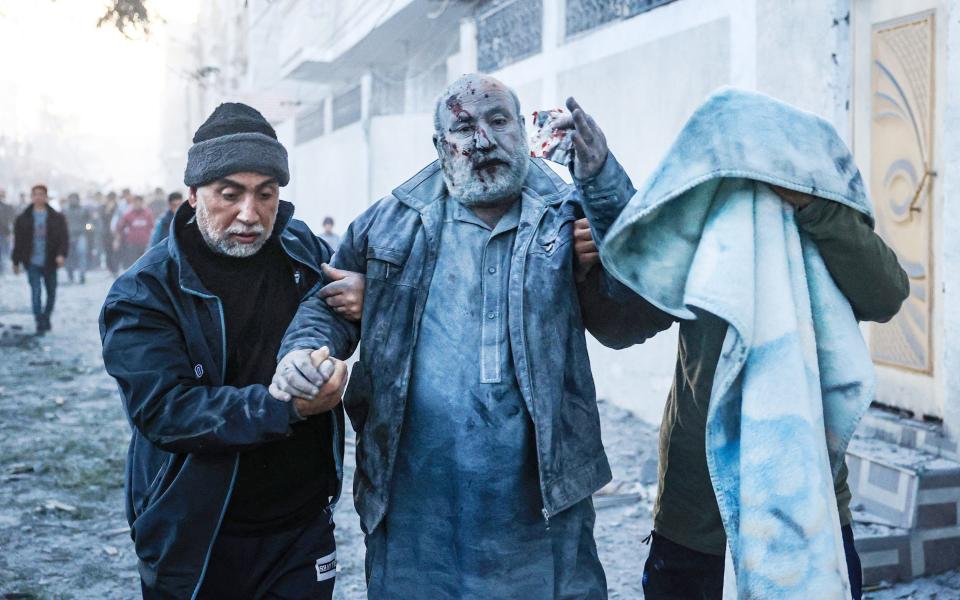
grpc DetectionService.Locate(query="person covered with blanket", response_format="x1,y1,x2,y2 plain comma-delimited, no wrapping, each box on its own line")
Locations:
575,174,908,598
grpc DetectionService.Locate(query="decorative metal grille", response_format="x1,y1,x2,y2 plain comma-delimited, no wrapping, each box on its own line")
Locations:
477,0,543,72
565,0,677,38
332,85,362,130
294,101,325,145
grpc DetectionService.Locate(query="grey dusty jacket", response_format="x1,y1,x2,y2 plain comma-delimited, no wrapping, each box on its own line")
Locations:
279,155,672,533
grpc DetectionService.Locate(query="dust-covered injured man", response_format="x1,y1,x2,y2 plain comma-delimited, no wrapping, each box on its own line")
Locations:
270,74,672,598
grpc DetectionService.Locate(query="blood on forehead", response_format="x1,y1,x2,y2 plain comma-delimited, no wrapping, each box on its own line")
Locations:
442,84,516,126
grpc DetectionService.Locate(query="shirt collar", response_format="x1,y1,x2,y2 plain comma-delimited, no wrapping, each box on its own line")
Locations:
448,196,522,236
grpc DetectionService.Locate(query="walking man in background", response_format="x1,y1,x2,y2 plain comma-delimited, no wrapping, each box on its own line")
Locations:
318,216,340,252
12,184,68,334
63,193,89,284
114,194,154,269
149,190,183,247
101,191,120,275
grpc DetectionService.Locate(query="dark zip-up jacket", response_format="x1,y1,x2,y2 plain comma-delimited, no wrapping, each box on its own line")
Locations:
99,201,345,599
12,205,69,271
279,156,673,534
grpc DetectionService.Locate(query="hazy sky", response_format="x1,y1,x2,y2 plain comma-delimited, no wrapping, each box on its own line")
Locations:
0,0,198,191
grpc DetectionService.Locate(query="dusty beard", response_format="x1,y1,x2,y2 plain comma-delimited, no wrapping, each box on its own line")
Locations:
195,199,267,258
440,136,530,208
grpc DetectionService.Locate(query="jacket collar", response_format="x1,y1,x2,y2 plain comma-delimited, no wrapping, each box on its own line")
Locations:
19,204,58,219
390,157,569,213
168,199,299,297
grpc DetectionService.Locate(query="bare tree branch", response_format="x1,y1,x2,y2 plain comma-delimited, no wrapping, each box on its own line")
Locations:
95,0,151,38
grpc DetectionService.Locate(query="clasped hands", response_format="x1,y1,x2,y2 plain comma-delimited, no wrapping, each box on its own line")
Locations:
270,346,347,417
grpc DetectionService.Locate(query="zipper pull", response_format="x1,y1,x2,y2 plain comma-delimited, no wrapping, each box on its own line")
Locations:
542,508,551,530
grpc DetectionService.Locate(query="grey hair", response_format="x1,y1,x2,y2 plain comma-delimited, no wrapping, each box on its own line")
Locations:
432,83,524,136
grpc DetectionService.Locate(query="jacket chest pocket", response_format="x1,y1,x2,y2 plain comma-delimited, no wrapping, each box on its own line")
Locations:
530,216,576,257
363,245,416,348
366,245,408,284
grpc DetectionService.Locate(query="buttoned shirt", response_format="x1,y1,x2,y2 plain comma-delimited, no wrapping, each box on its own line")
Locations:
375,196,568,597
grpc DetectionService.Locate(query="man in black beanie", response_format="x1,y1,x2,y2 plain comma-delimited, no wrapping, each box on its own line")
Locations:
100,102,357,599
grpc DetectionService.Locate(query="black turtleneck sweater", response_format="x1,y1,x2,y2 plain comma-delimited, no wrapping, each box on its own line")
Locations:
180,219,334,536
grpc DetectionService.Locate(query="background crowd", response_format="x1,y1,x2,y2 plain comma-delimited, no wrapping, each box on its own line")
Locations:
0,185,174,279
0,182,339,336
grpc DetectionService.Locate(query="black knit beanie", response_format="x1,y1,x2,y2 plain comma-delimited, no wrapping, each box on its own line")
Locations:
183,102,290,187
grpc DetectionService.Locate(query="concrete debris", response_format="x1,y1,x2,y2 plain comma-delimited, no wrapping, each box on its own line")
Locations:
41,500,78,514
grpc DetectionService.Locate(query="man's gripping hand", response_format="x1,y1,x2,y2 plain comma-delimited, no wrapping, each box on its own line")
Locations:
318,264,365,322
270,347,347,417
574,218,600,282
771,185,814,210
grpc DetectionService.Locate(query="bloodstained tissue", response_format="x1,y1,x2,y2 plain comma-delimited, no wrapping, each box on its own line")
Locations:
529,108,574,167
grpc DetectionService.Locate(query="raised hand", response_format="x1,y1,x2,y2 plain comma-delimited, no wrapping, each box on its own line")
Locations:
550,97,609,179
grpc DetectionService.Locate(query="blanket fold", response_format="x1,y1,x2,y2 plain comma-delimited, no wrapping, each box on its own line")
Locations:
602,88,875,599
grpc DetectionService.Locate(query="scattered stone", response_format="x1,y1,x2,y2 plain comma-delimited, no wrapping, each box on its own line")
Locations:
41,500,78,514
103,526,130,537
103,545,119,556
639,456,659,484
9,463,34,475
594,492,643,510
53,396,65,406
594,480,644,510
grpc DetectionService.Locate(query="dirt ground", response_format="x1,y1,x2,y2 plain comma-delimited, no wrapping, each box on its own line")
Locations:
0,269,957,599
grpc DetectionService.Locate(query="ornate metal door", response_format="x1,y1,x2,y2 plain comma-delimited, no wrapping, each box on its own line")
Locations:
869,11,935,375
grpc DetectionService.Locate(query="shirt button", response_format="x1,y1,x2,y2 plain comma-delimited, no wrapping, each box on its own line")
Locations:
487,312,496,319
488,266,497,274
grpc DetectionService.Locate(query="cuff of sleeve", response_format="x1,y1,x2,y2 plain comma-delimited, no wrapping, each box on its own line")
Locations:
287,397,306,423
793,197,829,229
573,152,621,199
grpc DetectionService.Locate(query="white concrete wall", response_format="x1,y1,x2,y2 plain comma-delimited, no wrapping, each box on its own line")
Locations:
935,0,960,439
368,114,438,202
285,122,369,234
282,113,438,235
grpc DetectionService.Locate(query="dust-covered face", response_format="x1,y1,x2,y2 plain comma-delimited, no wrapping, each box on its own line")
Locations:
434,77,529,208
189,172,279,258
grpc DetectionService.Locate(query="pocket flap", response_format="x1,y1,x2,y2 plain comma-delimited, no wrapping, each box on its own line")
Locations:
366,245,406,267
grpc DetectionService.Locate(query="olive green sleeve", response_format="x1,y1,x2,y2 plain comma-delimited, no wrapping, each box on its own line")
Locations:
795,199,910,323
834,459,853,526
